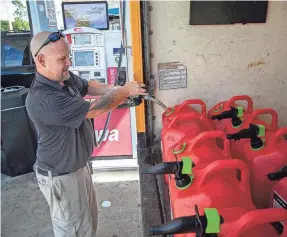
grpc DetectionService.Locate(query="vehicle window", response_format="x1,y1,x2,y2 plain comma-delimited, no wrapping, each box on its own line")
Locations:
1,36,32,67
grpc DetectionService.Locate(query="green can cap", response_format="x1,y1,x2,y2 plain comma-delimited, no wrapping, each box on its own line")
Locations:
236,106,244,117
256,124,266,137
205,208,220,234
181,157,192,175
176,157,194,190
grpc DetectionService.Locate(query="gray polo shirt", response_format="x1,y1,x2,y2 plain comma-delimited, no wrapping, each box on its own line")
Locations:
26,72,95,174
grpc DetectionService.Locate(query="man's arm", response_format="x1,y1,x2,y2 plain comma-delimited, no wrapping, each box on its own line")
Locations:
85,81,148,118
68,72,114,96
87,80,120,96
86,87,129,118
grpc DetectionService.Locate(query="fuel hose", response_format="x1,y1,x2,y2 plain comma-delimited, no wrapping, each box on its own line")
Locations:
97,0,126,146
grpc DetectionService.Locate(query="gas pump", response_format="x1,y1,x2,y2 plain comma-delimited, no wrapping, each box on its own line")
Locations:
61,1,136,159
62,26,133,158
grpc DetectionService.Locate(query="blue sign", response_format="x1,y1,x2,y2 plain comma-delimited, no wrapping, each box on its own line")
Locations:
113,48,125,55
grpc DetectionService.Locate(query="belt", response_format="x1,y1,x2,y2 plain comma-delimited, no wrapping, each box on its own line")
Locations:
36,166,70,177
35,161,92,177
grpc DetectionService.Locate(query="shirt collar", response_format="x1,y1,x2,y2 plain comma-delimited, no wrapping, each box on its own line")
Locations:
35,72,65,91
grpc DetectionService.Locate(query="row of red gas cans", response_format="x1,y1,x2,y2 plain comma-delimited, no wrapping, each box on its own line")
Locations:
145,95,287,237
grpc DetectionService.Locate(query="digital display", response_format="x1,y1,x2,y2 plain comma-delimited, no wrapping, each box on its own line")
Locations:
74,34,92,45
62,2,109,30
74,51,94,67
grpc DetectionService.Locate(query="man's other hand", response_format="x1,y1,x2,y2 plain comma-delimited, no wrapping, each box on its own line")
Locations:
123,81,148,97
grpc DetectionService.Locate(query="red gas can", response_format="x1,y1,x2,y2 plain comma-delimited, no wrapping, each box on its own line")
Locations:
228,127,287,209
169,159,254,219
162,99,207,127
208,95,253,130
161,112,214,164
163,130,233,184
220,208,287,237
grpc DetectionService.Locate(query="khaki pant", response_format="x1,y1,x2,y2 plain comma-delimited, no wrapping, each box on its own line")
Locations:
35,165,98,237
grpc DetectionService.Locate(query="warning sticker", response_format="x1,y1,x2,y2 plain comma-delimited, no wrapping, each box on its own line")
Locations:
158,62,187,90
272,191,287,234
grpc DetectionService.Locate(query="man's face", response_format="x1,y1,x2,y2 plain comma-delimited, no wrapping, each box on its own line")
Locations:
42,38,72,82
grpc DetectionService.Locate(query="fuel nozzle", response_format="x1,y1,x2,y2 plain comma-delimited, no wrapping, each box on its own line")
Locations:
227,123,266,150
117,87,150,109
148,205,223,236
268,165,287,181
117,96,143,109
142,157,194,189
211,106,243,128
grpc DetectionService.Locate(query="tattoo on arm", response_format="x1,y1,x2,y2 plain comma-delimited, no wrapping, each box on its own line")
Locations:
86,87,130,118
89,90,118,111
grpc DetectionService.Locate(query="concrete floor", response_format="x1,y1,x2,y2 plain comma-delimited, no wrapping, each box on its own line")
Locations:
1,170,143,237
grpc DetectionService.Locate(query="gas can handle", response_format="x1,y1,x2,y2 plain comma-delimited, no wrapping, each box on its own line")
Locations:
234,208,287,237
250,108,278,130
177,99,207,116
198,159,251,194
226,95,253,114
272,127,287,145
188,130,231,157
168,113,202,129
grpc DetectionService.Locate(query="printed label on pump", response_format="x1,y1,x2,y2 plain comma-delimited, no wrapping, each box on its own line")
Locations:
107,67,117,85
272,191,287,234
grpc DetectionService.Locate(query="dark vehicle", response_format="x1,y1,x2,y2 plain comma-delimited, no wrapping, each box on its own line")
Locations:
1,31,36,88
1,31,37,177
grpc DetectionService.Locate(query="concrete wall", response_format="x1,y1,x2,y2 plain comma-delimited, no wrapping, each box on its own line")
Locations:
149,1,287,136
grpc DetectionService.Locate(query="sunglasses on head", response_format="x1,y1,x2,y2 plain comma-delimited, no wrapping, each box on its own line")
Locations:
34,31,65,57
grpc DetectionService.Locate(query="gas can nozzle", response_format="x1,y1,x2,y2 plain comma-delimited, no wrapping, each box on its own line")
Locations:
268,165,287,181
148,205,223,236
227,123,265,150
142,157,194,189
211,107,243,128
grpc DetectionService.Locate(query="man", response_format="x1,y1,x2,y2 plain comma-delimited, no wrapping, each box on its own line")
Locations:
26,31,147,237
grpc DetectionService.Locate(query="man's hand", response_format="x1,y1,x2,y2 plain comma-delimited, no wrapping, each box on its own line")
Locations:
87,80,147,96
86,81,147,119
122,81,148,97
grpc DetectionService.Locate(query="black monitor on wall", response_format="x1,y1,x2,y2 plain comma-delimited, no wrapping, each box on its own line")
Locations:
189,1,268,25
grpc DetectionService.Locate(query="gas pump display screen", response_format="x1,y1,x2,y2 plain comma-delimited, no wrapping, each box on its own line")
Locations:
74,34,92,45
62,2,109,30
74,51,94,67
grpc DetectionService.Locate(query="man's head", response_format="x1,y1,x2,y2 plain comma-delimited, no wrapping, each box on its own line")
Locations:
30,31,72,82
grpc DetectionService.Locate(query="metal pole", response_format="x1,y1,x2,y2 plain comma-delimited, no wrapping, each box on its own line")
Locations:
141,1,154,151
